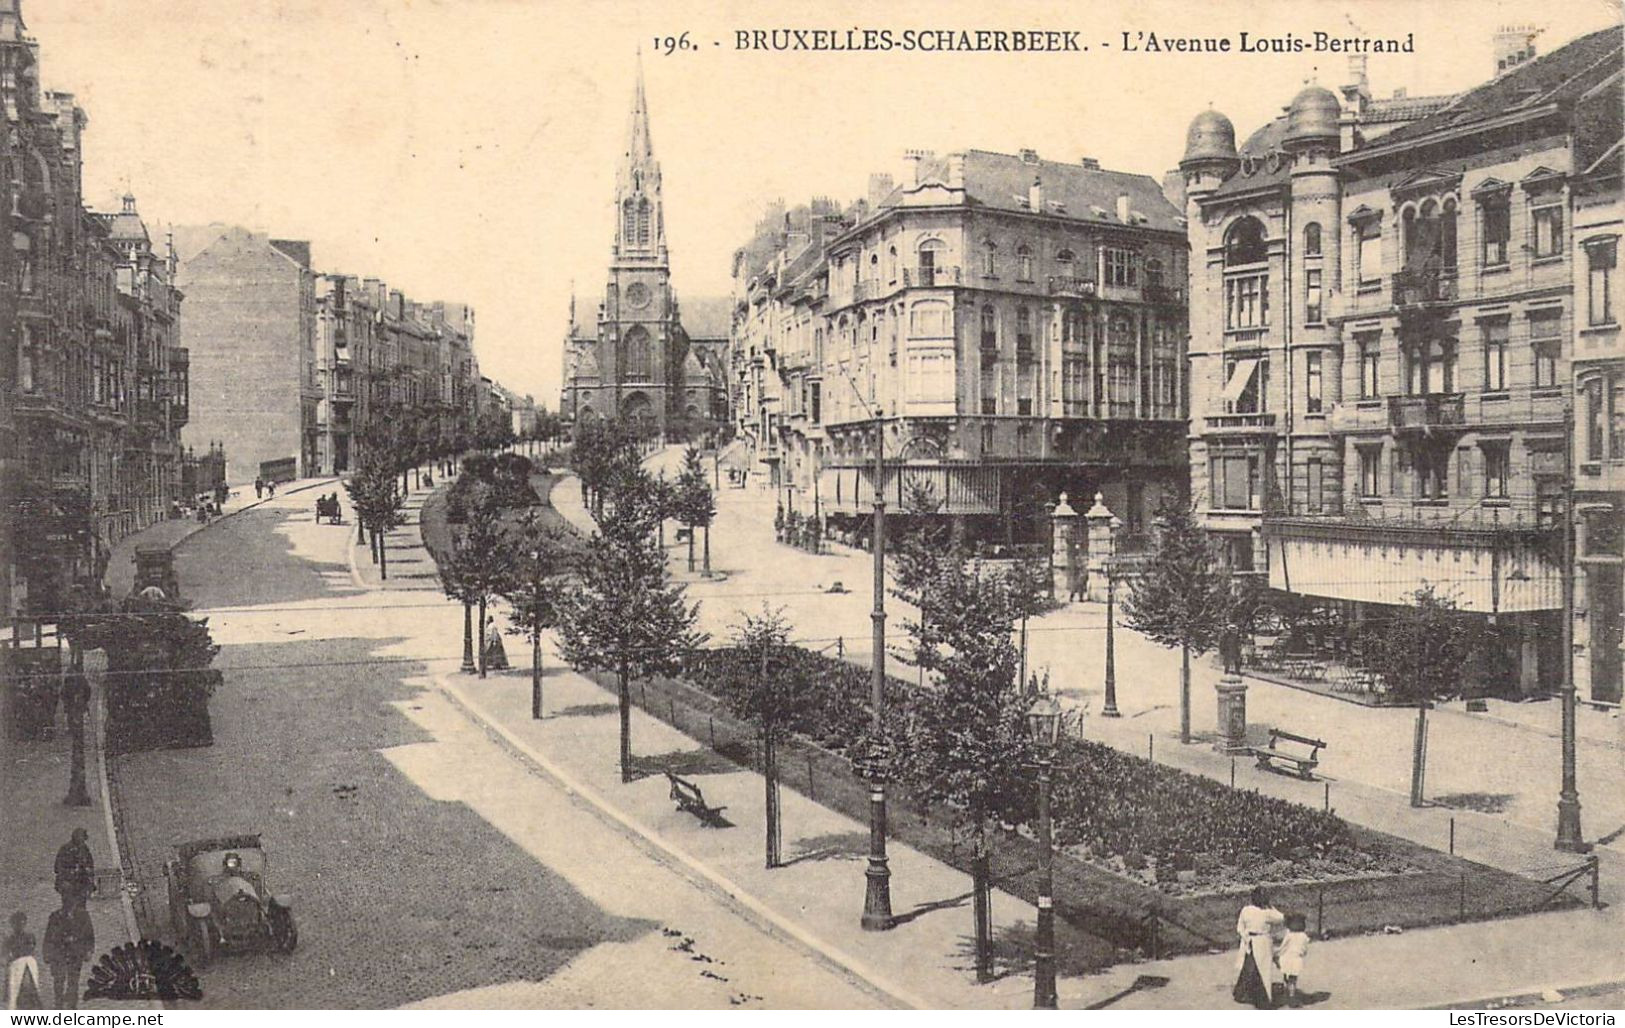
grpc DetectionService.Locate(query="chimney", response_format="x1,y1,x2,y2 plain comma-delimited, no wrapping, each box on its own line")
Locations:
1116,194,1131,223
1392,87,1407,99
1018,148,1039,165
867,172,895,209
1078,156,1100,170
947,152,966,189
1029,176,1043,212
1493,24,1540,77
1345,55,1369,95
903,149,935,186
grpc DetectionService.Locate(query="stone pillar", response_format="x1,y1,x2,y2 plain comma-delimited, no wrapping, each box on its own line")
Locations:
1518,616,1541,697
1085,492,1117,603
1050,493,1078,601
1215,676,1249,753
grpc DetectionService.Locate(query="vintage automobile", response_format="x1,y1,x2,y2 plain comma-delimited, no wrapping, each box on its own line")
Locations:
164,834,296,965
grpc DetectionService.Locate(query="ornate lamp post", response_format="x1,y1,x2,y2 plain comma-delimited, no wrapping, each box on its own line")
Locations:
1102,563,1120,717
1027,692,1063,1009
861,414,894,930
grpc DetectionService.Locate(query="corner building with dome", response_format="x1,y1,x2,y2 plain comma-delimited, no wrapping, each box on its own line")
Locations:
1179,27,1623,702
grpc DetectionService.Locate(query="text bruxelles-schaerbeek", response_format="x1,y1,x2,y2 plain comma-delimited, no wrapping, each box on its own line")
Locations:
730,29,1415,54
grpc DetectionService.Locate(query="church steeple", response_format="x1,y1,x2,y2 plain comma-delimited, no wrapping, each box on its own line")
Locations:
614,51,664,260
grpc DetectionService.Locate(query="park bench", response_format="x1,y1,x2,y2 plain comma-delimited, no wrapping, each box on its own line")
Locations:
665,771,728,827
1249,729,1327,780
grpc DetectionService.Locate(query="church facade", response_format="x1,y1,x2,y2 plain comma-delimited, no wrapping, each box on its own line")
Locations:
559,61,727,439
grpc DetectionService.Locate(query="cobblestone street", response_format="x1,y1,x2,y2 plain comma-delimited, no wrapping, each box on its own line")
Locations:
105,487,878,1008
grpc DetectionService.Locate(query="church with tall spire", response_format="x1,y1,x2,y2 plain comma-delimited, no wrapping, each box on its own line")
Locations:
559,56,729,439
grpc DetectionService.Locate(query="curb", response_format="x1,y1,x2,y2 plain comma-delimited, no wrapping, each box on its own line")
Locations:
433,674,930,1011
1432,976,1625,1010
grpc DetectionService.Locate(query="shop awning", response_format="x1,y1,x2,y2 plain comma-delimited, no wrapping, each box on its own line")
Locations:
1220,358,1260,405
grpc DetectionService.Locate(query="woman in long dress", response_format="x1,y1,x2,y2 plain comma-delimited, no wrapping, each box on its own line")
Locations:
1233,886,1284,1008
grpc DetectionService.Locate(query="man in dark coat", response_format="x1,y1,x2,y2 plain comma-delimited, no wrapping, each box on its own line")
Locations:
53,831,94,906
41,897,93,1009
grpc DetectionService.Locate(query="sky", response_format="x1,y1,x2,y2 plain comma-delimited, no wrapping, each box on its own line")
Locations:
23,0,1624,406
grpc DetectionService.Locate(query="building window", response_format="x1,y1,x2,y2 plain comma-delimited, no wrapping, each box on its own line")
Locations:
1304,222,1322,257
1307,458,1324,512
1356,223,1382,287
1532,205,1563,260
1483,319,1508,392
1406,339,1456,395
1305,350,1323,413
1016,244,1034,282
1482,197,1510,267
1056,248,1075,271
1211,453,1259,510
980,305,997,353
1415,446,1450,500
982,239,997,277
909,300,950,337
1358,446,1381,497
1016,306,1033,357
1104,248,1139,287
1531,312,1561,388
1359,335,1381,398
1402,199,1457,273
636,199,652,246
1305,268,1323,324
1585,373,1623,462
887,246,898,283
1586,238,1617,326
1221,354,1267,413
1482,441,1509,498
1225,274,1269,329
1224,217,1267,266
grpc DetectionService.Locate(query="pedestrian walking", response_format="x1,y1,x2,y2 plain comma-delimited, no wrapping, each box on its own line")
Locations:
53,829,94,906
1232,886,1284,1008
41,897,93,1010
254,477,264,499
483,623,509,671
1275,912,1311,1007
4,913,41,1010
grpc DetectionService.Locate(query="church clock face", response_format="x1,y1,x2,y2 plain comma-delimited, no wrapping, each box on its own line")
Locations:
625,282,651,309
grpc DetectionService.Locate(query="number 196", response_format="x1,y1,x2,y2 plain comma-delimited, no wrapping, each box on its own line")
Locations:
653,33,693,55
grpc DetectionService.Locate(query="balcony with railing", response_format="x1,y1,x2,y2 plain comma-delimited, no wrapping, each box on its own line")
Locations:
1204,411,1279,433
1144,281,1185,306
1393,267,1458,307
903,265,961,288
1047,276,1097,298
1388,393,1465,432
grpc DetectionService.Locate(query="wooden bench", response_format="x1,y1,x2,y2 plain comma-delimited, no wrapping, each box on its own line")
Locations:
665,771,728,827
1250,729,1327,780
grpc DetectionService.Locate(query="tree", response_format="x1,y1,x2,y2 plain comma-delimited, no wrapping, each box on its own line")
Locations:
1004,549,1053,694
501,511,577,719
557,490,706,782
1360,585,1482,806
1120,505,1232,744
345,458,407,579
675,447,716,573
722,605,796,868
894,556,1033,982
439,490,514,677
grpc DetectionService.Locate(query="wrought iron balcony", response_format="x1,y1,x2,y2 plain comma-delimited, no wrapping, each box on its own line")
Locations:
1393,267,1458,307
1388,393,1465,432
1047,276,1097,298
903,265,960,288
1144,282,1185,306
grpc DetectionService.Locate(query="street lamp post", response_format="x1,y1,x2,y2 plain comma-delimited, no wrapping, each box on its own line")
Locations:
1556,410,1587,852
1102,564,1120,717
861,413,894,931
1027,692,1062,1009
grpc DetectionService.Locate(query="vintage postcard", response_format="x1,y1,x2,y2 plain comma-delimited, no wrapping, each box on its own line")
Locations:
1,0,1622,1014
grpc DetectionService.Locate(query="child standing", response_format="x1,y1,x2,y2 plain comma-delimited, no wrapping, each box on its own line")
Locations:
1276,912,1311,1007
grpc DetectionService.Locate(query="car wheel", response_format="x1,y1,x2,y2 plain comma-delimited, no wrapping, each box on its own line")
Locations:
271,908,297,953
191,918,212,968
